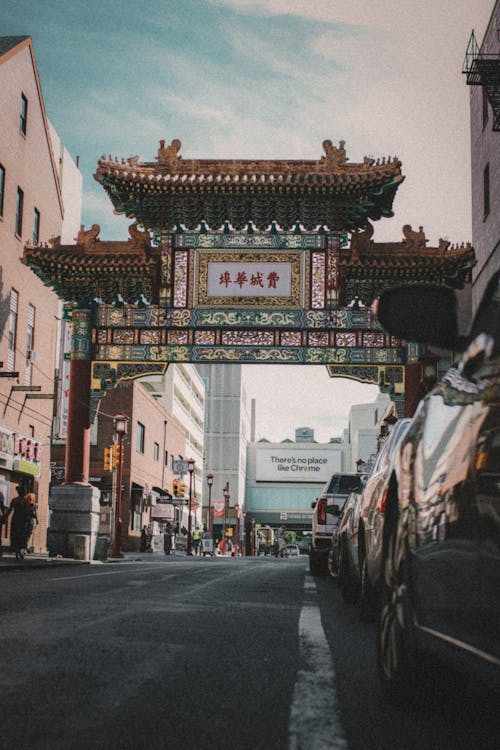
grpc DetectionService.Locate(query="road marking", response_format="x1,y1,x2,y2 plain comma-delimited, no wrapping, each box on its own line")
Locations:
288,576,349,750
50,565,163,581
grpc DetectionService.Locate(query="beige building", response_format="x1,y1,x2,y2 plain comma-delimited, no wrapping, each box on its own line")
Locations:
0,36,81,552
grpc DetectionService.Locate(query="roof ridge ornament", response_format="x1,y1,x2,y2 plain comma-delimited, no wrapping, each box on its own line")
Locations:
321,139,348,167
157,138,182,169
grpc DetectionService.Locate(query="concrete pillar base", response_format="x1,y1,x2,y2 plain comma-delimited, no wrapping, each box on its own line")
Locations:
48,484,101,560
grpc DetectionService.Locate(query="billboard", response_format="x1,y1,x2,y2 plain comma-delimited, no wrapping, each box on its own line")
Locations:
256,447,341,483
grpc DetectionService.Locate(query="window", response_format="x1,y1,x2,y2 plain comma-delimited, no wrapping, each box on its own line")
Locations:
15,187,24,237
484,163,490,220
7,289,19,371
153,442,160,461
0,164,5,218
20,93,28,135
136,422,145,454
25,304,35,386
33,208,40,244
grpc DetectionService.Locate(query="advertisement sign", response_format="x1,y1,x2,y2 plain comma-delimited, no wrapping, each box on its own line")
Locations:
213,499,225,518
256,447,341,483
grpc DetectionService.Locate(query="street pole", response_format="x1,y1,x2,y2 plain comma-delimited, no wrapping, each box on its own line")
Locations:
186,458,195,555
111,414,127,558
206,473,213,532
223,482,229,554
234,503,239,556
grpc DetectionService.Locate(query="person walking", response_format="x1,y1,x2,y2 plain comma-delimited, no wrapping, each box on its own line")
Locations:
193,526,202,556
0,497,9,557
277,524,287,558
8,486,34,559
163,523,173,555
24,492,38,554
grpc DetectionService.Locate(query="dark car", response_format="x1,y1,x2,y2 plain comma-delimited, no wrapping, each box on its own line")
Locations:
374,271,500,701
356,417,411,619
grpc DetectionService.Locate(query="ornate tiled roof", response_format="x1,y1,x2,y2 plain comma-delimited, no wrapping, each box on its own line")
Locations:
22,221,474,306
94,139,404,233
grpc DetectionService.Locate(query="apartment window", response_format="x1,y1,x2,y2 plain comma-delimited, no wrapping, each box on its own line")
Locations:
7,289,19,371
33,208,40,244
153,442,160,461
15,187,24,237
136,422,145,454
0,164,5,218
25,304,35,386
484,163,490,220
20,93,28,135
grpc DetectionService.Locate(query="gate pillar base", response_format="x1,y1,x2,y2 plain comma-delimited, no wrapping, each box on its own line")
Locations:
48,485,101,560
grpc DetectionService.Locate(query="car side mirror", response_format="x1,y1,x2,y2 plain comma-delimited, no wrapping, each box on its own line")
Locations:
311,499,317,509
376,285,459,349
330,504,341,516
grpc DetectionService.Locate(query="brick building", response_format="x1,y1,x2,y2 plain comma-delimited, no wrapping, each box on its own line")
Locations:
0,36,81,552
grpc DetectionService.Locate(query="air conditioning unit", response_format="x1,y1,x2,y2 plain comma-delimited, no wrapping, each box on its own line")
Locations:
26,349,36,363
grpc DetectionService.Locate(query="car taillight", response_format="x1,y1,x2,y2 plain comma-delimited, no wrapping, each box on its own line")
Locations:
318,498,327,525
379,489,388,513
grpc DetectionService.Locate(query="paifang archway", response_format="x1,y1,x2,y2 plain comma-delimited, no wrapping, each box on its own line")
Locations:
23,139,475,486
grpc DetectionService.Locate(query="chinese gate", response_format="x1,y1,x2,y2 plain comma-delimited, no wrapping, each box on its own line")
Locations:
23,138,475,489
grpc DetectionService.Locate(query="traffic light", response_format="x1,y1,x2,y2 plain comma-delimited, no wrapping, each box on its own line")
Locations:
173,479,179,496
112,443,120,468
180,481,186,496
103,446,112,471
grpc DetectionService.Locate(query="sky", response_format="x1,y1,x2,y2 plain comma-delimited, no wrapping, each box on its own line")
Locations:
2,0,494,442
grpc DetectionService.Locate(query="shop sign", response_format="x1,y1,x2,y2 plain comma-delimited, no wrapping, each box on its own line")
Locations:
207,262,291,298
0,425,42,476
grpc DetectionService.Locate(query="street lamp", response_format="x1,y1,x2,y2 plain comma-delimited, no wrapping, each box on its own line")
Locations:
234,503,240,557
186,458,195,555
223,482,230,552
206,473,214,532
111,413,128,558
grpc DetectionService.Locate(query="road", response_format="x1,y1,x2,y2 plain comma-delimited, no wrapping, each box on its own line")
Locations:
1,554,499,750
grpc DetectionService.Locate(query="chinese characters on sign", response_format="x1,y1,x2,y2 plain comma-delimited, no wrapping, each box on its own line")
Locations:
207,262,292,298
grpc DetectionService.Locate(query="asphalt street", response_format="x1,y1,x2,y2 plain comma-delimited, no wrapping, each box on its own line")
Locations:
1,554,499,750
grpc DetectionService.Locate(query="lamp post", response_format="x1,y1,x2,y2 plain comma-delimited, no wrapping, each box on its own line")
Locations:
223,482,230,552
186,458,195,555
111,413,128,558
206,473,213,532
234,503,240,556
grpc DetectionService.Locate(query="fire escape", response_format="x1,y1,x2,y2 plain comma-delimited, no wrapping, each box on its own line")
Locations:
463,30,500,131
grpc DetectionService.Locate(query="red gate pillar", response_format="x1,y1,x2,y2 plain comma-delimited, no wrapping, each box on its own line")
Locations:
65,308,93,484
48,307,101,560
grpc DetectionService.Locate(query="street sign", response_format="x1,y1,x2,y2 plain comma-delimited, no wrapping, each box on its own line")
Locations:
172,459,189,476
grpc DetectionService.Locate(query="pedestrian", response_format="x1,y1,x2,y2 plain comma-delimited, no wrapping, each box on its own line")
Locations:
163,523,173,555
193,526,202,556
8,486,33,559
277,524,287,558
0,497,9,557
24,492,38,554
140,525,148,552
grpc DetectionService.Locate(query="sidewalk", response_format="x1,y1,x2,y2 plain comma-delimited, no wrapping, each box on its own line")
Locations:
0,551,91,572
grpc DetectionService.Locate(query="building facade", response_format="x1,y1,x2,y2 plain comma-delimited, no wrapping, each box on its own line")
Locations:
0,36,81,552
141,364,205,511
245,427,345,532
465,0,500,310
197,364,250,536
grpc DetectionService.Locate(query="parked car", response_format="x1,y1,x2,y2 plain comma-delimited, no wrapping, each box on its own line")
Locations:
286,544,300,557
296,532,312,555
309,472,367,576
334,488,365,603
357,417,411,619
374,271,500,701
